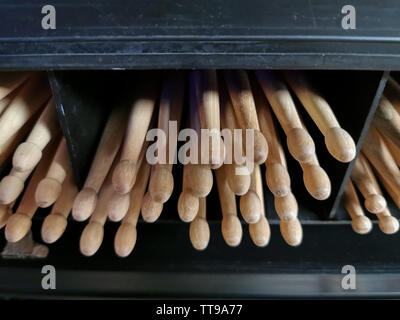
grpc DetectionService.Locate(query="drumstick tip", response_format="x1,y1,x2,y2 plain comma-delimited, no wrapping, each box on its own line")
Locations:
35,178,62,208
12,142,43,172
72,188,98,221
112,160,138,195
325,127,356,163
79,221,104,257
5,212,32,243
41,213,67,244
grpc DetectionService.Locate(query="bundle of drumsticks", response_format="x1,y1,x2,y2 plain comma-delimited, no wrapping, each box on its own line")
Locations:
4,69,394,258
345,77,400,235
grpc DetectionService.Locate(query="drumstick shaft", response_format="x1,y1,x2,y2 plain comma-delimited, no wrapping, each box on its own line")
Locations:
0,72,31,101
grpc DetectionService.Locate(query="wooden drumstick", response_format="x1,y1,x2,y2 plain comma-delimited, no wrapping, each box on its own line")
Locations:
223,70,268,165
382,133,400,166
240,166,262,224
189,197,210,250
0,203,13,229
141,191,164,223
284,71,356,162
256,70,315,163
384,77,400,114
215,165,243,247
372,94,400,149
249,165,271,247
107,142,147,222
114,161,151,257
72,104,128,221
0,72,31,101
374,166,400,209
41,171,78,244
12,98,59,172
192,70,225,169
362,125,400,200
148,73,184,203
377,207,399,235
351,153,386,214
5,138,57,242
344,180,372,234
112,84,158,194
300,154,331,200
0,74,50,151
253,81,291,197
356,152,399,233
79,158,119,256
220,82,250,196
274,192,298,222
280,218,303,247
0,86,21,116
178,165,200,223
0,112,38,172
35,138,70,208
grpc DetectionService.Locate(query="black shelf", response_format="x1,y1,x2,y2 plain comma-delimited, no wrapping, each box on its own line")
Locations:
1,0,400,70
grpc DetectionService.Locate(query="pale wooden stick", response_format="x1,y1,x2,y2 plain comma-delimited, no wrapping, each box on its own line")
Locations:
112,83,157,194
256,70,315,163
12,98,59,172
5,138,58,242
220,83,250,196
253,81,290,197
351,153,387,214
284,71,356,162
189,197,210,250
373,94,400,149
72,104,128,221
0,72,31,101
114,161,151,257
300,154,331,200
0,203,13,229
224,70,268,165
0,86,21,116
148,73,184,203
344,180,373,234
192,70,225,169
41,171,78,243
35,138,70,208
249,165,271,247
0,74,50,151
215,165,243,247
384,77,400,114
177,165,199,223
382,133,400,166
362,125,400,201
239,166,262,224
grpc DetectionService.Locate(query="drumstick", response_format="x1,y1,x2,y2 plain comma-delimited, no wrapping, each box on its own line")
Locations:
0,204,13,229
0,73,50,151
114,161,151,257
148,73,184,203
140,191,164,223
0,113,38,173
0,133,58,205
12,98,59,172
177,165,200,223
215,165,243,247
274,192,298,222
344,180,372,234
384,77,400,114
300,155,331,200
255,70,315,163
372,94,400,149
239,166,261,224
284,71,356,162
356,152,399,233
0,72,31,101
72,104,128,221
35,138,70,208
79,158,119,256
5,138,58,242
189,197,210,250
377,207,399,235
249,165,270,247
253,80,290,197
0,86,21,116
351,153,386,214
112,83,158,194
382,133,400,166
362,125,400,200
107,142,147,222
224,70,268,165
220,82,250,196
280,218,303,247
41,171,78,244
